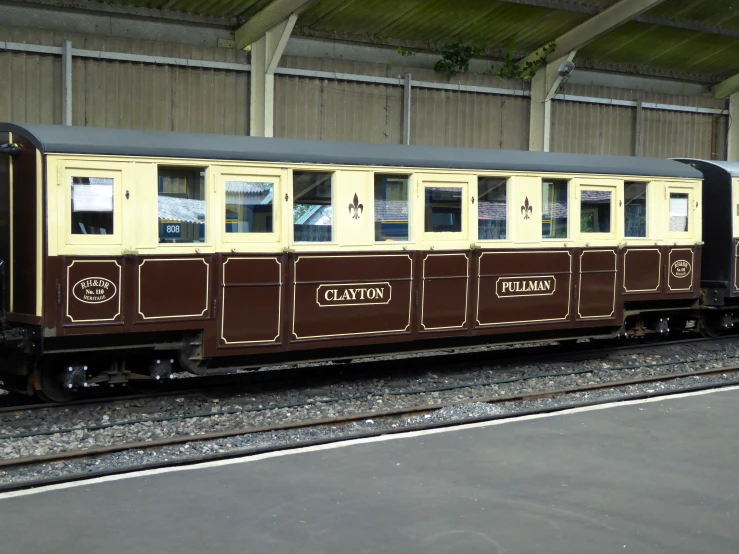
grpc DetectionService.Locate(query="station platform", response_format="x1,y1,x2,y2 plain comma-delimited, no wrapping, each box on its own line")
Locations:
2,387,739,554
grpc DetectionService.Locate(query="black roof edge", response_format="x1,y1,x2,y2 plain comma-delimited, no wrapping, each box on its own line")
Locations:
674,158,739,178
1,122,705,180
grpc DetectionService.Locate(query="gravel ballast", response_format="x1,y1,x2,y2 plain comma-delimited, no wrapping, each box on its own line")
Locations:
1,337,739,487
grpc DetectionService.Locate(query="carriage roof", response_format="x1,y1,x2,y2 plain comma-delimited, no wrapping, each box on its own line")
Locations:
1,123,703,180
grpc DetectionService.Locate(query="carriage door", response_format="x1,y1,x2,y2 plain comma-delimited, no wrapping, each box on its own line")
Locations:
217,168,285,349
418,174,472,333
665,184,697,295
575,180,619,322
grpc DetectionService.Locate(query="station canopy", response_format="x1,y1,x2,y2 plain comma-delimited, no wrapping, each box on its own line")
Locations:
42,0,739,92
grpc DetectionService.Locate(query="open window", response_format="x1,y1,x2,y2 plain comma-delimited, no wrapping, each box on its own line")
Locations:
375,174,410,242
624,181,648,238
293,171,334,243
477,177,508,241
542,179,569,239
158,166,207,244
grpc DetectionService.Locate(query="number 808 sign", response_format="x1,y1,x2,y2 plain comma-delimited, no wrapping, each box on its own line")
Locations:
160,222,182,238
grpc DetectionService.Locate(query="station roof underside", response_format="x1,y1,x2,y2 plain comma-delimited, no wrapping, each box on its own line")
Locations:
28,0,739,85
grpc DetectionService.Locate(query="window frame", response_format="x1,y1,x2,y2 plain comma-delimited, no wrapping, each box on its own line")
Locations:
419,174,470,245
476,176,509,243
217,167,282,247
576,183,617,240
666,184,694,239
61,161,125,248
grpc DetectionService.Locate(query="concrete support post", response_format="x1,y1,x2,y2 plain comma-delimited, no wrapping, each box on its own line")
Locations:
529,71,547,152
249,14,297,137
402,73,411,145
728,93,739,161
529,50,576,152
62,40,72,126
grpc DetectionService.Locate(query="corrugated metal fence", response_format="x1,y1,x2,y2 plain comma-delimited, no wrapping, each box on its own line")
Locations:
0,26,728,159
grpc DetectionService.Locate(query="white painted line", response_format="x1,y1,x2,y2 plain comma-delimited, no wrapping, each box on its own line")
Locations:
1,384,738,500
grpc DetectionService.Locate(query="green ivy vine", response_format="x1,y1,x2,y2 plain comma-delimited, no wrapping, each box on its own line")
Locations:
398,41,558,82
432,42,488,81
495,42,556,81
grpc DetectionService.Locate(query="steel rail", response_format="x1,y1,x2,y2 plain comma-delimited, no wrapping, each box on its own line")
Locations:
1,365,737,475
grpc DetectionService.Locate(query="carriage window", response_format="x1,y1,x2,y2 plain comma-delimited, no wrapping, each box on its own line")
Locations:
293,171,333,242
158,166,206,244
425,187,462,232
669,192,689,232
542,180,568,239
375,174,409,241
71,177,114,235
580,190,612,233
225,181,273,233
625,182,647,238
478,177,507,240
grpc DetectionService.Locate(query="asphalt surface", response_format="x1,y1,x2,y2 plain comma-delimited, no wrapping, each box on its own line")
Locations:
1,388,738,554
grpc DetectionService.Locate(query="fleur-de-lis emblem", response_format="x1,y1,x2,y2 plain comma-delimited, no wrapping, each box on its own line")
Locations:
521,196,533,220
348,192,363,220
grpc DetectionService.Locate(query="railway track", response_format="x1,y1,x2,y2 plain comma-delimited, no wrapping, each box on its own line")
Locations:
1,336,739,492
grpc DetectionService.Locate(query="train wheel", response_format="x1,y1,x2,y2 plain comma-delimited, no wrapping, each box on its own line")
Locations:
34,363,77,403
700,312,726,339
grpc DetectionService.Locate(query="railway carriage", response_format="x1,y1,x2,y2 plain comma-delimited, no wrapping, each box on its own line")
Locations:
0,123,703,401
675,158,739,334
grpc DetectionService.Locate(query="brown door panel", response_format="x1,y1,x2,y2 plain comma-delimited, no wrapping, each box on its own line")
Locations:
219,256,283,348
136,257,211,322
476,250,572,328
621,247,662,297
419,252,469,332
576,249,618,321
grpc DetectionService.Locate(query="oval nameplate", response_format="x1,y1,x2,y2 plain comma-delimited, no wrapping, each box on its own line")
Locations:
670,260,691,279
73,277,117,304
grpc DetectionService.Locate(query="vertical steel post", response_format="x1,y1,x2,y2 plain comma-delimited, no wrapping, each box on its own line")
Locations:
634,99,644,157
403,73,411,145
62,40,72,126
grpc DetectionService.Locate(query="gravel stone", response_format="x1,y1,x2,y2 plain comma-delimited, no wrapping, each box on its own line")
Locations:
2,337,739,487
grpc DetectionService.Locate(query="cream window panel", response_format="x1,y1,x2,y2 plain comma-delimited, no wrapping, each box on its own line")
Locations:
135,160,220,254
215,166,284,253
509,175,542,245
56,160,131,255
573,179,620,244
336,170,373,248
417,173,473,251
